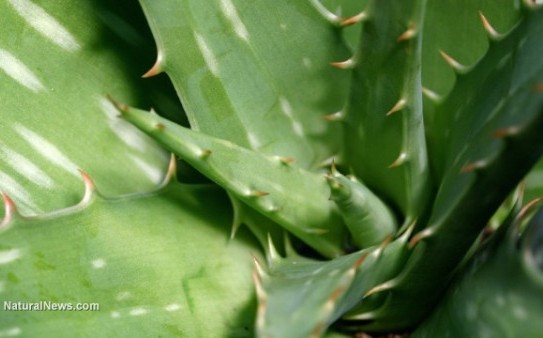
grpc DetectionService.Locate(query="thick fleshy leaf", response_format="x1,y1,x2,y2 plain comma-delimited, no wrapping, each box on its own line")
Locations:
354,5,543,330
120,105,346,258
0,0,181,214
412,204,543,338
138,0,351,168
256,230,411,338
342,0,431,224
0,181,260,337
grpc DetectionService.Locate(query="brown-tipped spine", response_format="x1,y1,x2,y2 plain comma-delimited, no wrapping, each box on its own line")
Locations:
514,197,543,229
386,98,407,116
493,126,521,139
277,156,295,165
397,24,417,42
523,0,541,10
439,50,469,74
479,11,502,41
160,154,178,186
341,11,368,26
460,160,488,173
200,149,212,159
107,95,129,113
323,111,344,121
249,191,270,198
78,169,96,205
389,152,408,168
142,52,164,78
252,265,268,331
330,57,356,69
408,228,434,248
1,192,17,228
422,87,442,102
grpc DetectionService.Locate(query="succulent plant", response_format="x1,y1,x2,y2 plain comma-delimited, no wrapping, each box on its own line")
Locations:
1,0,543,337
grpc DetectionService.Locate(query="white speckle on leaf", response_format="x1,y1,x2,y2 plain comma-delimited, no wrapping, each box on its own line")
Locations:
116,291,132,301
129,307,148,316
7,0,80,52
0,327,21,337
220,0,250,41
280,23,287,31
0,249,22,266
15,125,79,176
0,49,44,92
512,305,528,320
279,96,293,117
247,132,261,149
91,258,106,269
110,311,121,319
194,33,219,76
165,303,181,312
279,96,305,136
303,57,312,68
98,98,151,151
465,302,477,321
292,121,304,136
0,146,55,189
0,170,40,213
130,155,163,184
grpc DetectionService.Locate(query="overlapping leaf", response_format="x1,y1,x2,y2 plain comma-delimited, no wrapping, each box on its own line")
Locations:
0,181,261,337
0,0,179,214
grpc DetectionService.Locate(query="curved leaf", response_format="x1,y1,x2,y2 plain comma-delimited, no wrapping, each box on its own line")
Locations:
0,181,260,337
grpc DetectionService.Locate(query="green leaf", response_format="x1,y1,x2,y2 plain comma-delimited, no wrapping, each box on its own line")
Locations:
120,105,346,258
256,230,411,338
356,5,543,330
412,204,543,338
342,0,431,223
0,0,181,214
0,182,260,337
138,0,351,168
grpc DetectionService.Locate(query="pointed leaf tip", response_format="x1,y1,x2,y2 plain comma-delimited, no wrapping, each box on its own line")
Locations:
142,52,164,78
1,192,17,227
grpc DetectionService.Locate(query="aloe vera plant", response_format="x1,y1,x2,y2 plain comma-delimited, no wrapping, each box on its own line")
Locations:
2,0,543,337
